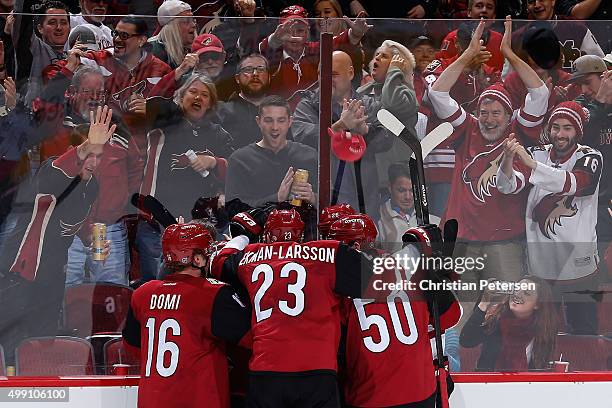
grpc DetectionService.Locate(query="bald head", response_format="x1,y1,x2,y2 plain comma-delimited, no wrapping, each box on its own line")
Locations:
331,51,354,101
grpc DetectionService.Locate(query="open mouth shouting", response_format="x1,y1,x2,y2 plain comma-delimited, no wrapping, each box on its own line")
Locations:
511,294,524,305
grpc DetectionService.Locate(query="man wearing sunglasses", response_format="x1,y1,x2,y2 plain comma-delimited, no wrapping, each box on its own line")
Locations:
44,15,171,153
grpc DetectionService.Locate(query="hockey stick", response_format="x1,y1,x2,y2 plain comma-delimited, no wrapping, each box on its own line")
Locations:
377,109,454,408
377,110,453,224
377,110,453,161
331,160,345,205
131,193,177,228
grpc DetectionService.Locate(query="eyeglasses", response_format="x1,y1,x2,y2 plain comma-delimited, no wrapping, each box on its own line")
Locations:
238,66,267,75
199,52,224,62
79,88,106,101
111,30,139,41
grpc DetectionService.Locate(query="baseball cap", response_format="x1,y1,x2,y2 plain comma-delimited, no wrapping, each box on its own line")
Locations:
191,33,224,55
157,0,192,27
280,5,309,25
68,24,100,51
408,35,434,50
522,26,560,70
568,55,607,83
604,52,612,68
457,21,490,49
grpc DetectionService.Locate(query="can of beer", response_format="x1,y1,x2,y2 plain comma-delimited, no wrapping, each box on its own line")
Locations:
92,223,107,261
6,365,15,376
290,169,309,207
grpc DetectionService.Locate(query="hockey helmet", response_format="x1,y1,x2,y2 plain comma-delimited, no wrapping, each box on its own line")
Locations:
162,223,213,266
264,209,305,243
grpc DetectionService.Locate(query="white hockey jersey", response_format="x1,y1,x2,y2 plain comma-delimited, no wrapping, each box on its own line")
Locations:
497,144,602,280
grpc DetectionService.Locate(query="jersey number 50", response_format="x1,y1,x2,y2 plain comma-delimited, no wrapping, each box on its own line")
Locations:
252,262,306,322
145,317,180,377
354,282,418,353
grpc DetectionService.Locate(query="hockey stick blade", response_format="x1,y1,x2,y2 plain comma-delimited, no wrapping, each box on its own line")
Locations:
377,109,404,136
377,109,430,225
412,122,453,160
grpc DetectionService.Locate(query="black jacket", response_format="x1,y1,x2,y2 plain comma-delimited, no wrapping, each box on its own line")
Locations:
141,100,234,220
217,93,262,150
225,141,317,208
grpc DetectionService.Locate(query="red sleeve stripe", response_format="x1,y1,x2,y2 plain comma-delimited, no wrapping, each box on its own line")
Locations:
517,109,545,128
139,129,165,197
561,172,575,195
447,108,466,128
10,194,57,281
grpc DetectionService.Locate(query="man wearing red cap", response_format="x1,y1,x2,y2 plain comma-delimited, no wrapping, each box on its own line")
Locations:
497,101,603,334
428,18,549,293
258,5,370,104
151,33,236,101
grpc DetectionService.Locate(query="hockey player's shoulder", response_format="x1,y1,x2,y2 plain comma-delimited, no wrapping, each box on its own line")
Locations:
576,144,602,157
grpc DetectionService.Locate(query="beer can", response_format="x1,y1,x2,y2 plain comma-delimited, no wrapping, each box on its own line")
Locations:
92,223,107,261
290,169,309,207
6,365,15,376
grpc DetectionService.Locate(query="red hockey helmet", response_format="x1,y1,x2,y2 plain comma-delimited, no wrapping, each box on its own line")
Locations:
264,209,305,243
327,214,377,249
318,204,357,239
162,223,213,266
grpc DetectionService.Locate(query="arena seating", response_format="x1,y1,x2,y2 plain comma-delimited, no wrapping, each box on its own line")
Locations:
15,336,95,376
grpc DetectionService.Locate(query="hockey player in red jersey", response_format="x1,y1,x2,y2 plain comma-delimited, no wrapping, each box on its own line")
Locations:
122,223,251,408
329,215,461,408
318,203,357,239
211,208,377,408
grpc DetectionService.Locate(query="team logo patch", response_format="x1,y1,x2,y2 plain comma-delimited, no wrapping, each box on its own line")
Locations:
111,80,147,112
202,37,212,46
425,59,442,73
462,144,504,203
533,194,578,239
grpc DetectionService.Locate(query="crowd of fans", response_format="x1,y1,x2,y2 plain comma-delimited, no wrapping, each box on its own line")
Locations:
0,0,610,376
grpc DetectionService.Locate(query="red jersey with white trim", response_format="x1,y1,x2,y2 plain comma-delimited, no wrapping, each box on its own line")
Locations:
126,274,250,408
421,57,500,188
503,70,581,135
427,84,549,241
211,236,371,373
497,144,602,280
343,246,461,407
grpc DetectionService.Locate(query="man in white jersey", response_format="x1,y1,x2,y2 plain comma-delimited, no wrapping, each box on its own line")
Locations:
497,101,603,334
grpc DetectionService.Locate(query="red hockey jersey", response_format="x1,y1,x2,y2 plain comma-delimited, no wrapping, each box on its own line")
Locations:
343,248,461,407
124,274,250,408
211,236,372,373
